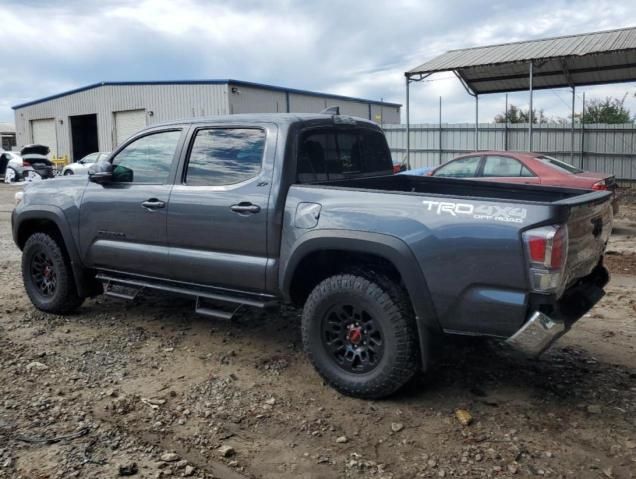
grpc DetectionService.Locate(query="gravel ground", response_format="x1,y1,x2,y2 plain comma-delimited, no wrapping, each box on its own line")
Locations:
0,183,635,479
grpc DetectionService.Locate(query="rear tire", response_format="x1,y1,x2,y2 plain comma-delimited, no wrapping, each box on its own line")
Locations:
302,274,420,399
63,170,74,176
22,233,84,314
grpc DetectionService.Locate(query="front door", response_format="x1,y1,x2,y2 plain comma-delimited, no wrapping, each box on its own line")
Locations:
79,128,185,276
167,126,275,291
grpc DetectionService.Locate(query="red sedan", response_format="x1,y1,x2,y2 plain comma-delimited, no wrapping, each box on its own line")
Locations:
428,151,619,213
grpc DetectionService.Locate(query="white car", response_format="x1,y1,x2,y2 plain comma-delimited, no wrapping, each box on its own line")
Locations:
62,152,110,175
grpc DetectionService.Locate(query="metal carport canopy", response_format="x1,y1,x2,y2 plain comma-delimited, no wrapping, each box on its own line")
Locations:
404,26,636,164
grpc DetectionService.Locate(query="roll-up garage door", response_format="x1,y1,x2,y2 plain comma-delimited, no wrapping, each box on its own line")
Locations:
31,119,57,158
114,109,146,146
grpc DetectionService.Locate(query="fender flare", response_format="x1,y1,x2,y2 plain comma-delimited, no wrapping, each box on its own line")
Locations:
13,206,97,298
281,229,440,366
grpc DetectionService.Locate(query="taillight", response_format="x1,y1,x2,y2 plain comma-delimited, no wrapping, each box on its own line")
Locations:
523,225,568,293
592,180,608,190
22,160,31,167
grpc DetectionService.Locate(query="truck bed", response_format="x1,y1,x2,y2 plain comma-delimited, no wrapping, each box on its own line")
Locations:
312,174,601,204
286,172,613,338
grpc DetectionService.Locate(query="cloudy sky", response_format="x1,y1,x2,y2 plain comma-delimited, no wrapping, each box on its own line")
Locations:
1,0,635,124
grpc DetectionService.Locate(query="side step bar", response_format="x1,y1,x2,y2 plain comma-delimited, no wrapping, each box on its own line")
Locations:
194,297,235,320
95,273,277,314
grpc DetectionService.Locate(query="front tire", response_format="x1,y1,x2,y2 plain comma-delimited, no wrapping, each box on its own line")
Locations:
302,274,420,399
63,170,74,176
22,233,84,314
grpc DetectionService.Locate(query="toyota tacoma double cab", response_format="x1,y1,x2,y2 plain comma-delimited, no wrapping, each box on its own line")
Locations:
12,111,613,398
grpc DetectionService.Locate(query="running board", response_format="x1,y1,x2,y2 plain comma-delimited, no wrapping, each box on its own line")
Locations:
104,289,138,301
195,297,236,320
95,272,274,309
103,281,142,301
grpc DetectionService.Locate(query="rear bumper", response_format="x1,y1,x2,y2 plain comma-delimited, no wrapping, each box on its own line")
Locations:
506,264,609,356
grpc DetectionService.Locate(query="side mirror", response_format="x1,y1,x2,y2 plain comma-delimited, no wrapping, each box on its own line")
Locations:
88,162,113,184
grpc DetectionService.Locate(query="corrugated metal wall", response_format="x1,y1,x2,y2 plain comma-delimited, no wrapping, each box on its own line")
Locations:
228,87,400,123
14,83,401,162
229,85,288,114
14,84,229,161
384,123,636,180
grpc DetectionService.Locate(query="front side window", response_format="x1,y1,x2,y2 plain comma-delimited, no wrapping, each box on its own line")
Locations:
185,128,265,186
111,130,181,183
482,156,535,177
434,156,481,178
297,128,391,183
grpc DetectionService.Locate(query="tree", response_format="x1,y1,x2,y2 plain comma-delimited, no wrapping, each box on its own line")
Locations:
580,95,633,124
494,104,542,123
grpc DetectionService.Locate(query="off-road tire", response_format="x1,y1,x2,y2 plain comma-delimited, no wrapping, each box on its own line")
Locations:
302,274,419,399
22,233,84,314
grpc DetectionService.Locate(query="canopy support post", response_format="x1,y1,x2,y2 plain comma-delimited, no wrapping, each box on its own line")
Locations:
528,61,534,151
405,75,411,170
439,96,443,164
581,92,586,167
475,94,479,150
504,93,509,151
571,86,575,163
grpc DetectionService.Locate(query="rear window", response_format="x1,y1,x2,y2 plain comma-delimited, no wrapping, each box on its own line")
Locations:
536,155,583,174
297,128,391,183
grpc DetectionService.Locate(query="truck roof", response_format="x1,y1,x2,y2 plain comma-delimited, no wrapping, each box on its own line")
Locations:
153,113,381,129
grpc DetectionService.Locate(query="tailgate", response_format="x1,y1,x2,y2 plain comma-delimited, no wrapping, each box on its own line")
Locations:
557,191,613,290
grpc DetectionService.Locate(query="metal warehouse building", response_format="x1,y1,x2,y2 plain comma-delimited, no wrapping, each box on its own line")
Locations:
12,80,401,162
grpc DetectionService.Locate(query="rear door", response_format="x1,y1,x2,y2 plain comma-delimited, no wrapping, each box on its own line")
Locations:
166,125,276,291
478,155,540,184
79,128,185,275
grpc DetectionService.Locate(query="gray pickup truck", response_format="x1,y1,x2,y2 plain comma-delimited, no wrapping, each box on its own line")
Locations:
12,112,613,398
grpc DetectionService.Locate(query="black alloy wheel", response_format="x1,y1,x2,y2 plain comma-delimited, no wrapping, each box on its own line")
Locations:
321,303,384,373
30,250,58,297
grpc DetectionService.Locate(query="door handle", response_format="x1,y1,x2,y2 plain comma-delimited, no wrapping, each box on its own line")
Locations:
141,199,166,210
231,202,261,214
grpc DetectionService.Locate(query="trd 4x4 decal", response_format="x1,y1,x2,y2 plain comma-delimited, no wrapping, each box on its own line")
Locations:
422,200,527,223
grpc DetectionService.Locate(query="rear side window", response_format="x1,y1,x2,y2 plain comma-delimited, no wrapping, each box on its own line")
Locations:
297,129,391,183
434,156,481,178
536,155,583,174
185,128,265,186
482,156,535,177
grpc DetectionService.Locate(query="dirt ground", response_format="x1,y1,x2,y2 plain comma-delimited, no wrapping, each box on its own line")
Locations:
0,184,634,479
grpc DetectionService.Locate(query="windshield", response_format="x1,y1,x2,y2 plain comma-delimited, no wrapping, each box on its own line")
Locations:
536,155,583,174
